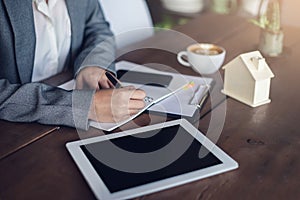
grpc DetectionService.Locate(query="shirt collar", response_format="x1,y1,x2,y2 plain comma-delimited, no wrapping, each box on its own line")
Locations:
33,0,58,10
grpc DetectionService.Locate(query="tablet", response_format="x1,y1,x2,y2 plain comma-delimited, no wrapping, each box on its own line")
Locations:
66,119,238,200
116,69,173,87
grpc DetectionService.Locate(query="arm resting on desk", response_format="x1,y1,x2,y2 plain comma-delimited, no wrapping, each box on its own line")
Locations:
0,79,94,130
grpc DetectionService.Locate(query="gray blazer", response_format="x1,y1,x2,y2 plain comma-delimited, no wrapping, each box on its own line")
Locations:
0,0,115,130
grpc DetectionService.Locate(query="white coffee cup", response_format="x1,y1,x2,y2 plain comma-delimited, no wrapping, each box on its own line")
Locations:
177,43,226,74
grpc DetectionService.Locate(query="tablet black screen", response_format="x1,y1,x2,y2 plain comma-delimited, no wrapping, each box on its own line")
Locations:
117,70,173,87
80,125,222,193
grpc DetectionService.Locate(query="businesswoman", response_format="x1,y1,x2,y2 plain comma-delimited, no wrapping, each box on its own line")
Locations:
0,0,145,130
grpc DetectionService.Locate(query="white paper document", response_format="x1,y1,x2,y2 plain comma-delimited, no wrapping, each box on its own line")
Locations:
59,61,213,131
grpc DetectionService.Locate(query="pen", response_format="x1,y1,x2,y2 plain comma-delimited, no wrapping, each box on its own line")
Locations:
0,126,60,160
105,71,155,104
105,71,123,88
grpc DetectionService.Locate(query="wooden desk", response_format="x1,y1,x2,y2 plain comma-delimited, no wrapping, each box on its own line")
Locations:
0,121,58,160
1,12,300,199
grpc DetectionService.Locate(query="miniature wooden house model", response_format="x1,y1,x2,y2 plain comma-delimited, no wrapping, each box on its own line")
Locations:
221,51,275,107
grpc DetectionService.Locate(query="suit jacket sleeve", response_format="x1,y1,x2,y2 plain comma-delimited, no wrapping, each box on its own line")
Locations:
0,79,94,130
73,0,116,75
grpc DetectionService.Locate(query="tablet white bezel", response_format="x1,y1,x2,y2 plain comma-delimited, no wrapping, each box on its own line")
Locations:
66,119,238,200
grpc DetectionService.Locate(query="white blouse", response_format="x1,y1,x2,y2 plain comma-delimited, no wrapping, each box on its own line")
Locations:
32,0,71,82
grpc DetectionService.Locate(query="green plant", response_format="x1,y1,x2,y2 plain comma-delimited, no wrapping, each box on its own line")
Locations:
211,0,237,14
249,0,281,32
154,15,188,29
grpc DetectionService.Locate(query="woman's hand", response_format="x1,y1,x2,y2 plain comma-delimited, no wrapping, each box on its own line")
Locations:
75,66,115,90
89,86,146,123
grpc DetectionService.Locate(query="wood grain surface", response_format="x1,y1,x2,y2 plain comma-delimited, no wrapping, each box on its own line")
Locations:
1,9,300,200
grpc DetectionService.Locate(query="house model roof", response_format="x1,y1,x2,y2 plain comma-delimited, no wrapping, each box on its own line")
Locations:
223,51,275,81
